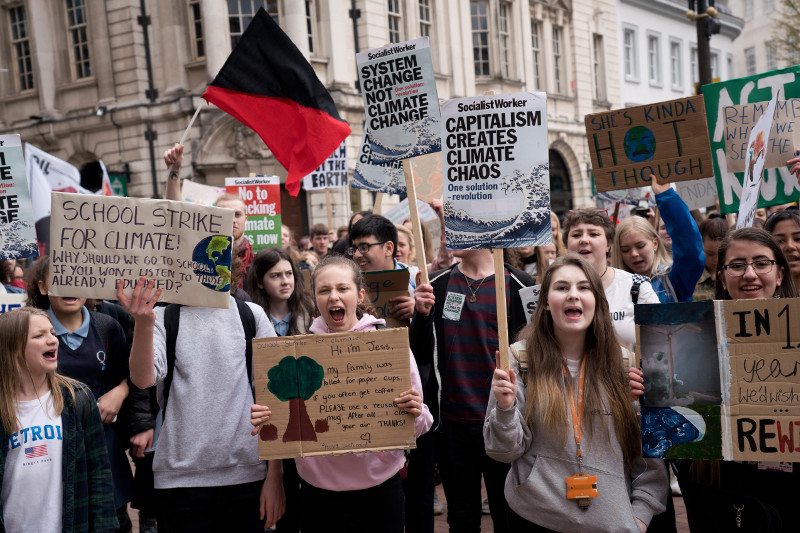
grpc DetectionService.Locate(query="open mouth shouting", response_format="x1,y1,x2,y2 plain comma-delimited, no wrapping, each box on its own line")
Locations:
328,306,346,324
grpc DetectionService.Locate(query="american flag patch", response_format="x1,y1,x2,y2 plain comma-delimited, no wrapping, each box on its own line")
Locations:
24,445,48,458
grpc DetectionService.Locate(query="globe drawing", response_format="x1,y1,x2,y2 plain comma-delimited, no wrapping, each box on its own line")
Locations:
191,235,232,291
623,126,656,162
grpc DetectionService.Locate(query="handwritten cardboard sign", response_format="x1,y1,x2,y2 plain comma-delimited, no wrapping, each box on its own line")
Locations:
0,294,26,314
638,299,800,462
441,92,551,249
363,269,411,328
181,180,226,206
48,192,234,308
357,37,441,163
703,66,800,214
253,328,415,460
407,151,443,203
586,95,713,192
0,135,38,261
225,176,281,252
724,99,799,172
302,141,348,190
675,177,718,210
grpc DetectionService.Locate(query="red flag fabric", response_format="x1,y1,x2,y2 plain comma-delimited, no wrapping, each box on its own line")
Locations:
202,8,350,197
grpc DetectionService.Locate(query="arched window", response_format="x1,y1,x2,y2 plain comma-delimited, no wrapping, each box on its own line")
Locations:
548,149,572,217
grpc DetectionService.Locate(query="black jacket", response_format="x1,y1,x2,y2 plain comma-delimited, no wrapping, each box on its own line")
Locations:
409,262,534,429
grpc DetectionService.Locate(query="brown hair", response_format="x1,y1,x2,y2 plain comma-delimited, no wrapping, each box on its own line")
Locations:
699,216,729,242
518,254,641,467
311,255,375,319
24,257,51,310
0,308,84,434
715,227,799,299
310,223,330,237
562,208,615,245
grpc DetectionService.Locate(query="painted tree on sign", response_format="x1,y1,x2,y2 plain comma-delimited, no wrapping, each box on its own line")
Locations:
268,355,324,442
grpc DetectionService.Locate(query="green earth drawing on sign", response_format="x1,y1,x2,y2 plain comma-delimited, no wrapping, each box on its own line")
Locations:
624,126,656,162
191,235,232,291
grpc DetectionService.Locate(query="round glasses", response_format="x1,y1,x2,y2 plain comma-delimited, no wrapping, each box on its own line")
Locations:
721,259,776,277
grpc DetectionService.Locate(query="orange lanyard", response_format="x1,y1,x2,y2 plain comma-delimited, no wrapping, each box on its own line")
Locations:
563,358,586,466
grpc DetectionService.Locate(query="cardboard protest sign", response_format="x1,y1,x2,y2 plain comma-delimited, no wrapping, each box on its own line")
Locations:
0,135,38,260
302,141,348,190
737,93,780,229
352,131,406,194
441,93,551,249
586,96,712,192
48,192,234,308
382,198,438,225
407,151,443,203
675,177,718,210
0,294,26,314
704,66,800,214
638,299,800,462
363,269,411,328
182,180,226,206
724,99,799,172
225,176,281,252
254,328,416,460
357,37,441,163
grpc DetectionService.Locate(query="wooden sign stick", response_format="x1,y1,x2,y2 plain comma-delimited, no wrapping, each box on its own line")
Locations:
612,202,621,225
402,159,429,286
325,188,333,230
493,249,510,371
373,192,384,214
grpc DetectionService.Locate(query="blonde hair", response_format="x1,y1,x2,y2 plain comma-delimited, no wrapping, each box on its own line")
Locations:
611,215,672,277
0,308,83,434
550,211,566,256
396,224,415,265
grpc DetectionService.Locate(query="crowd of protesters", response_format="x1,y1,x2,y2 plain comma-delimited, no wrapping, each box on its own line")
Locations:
2,142,800,533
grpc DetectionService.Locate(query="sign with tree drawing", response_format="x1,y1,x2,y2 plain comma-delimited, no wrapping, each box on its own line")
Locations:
253,328,416,459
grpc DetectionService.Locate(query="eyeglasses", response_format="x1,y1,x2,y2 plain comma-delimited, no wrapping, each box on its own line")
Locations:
347,241,387,256
721,259,777,276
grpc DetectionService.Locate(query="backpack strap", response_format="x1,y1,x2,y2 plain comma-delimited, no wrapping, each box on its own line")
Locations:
630,273,650,305
162,304,183,417
235,298,257,400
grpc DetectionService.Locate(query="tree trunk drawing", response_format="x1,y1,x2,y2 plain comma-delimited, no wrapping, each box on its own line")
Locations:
283,397,317,442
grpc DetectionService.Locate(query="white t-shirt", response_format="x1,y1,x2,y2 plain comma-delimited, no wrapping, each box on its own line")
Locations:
2,390,64,533
604,268,659,351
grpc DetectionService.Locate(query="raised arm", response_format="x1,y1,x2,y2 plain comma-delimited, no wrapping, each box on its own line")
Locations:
164,143,184,201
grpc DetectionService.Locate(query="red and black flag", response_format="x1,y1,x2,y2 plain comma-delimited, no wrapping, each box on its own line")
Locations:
202,7,351,197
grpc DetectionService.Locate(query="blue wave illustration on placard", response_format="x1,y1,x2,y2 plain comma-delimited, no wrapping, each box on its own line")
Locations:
0,220,39,261
369,116,441,163
352,164,406,195
444,162,551,249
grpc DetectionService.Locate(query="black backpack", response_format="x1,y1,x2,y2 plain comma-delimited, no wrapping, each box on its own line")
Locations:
161,299,256,417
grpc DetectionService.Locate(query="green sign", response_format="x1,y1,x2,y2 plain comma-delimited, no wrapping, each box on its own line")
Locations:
108,173,128,197
704,66,800,214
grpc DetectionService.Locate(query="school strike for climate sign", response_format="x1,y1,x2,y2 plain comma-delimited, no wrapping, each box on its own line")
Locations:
586,95,713,192
48,192,234,309
442,93,551,250
225,176,281,252
357,37,441,164
637,299,800,462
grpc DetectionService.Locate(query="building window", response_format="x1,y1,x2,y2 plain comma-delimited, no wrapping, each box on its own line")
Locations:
531,19,542,90
766,40,777,70
670,40,682,89
690,47,698,85
745,0,753,19
553,26,563,93
9,5,34,91
471,1,490,77
188,0,204,59
593,34,606,101
418,0,432,38
229,0,278,49
65,0,91,79
745,46,756,75
305,0,315,54
648,33,661,85
727,54,733,79
387,0,402,43
766,0,774,12
710,52,719,80
624,27,638,80
498,2,510,78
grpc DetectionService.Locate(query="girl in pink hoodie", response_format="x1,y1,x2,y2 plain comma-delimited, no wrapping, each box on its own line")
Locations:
251,255,432,532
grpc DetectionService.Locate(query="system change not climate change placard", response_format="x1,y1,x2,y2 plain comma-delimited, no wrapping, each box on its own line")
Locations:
442,92,551,249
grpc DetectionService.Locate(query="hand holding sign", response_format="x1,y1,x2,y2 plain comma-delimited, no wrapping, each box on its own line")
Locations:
116,277,162,326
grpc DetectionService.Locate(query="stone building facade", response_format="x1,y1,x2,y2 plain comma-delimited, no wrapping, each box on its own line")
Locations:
1,0,624,236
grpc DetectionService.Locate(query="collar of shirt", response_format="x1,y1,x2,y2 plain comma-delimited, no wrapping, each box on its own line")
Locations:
271,312,292,337
47,306,91,350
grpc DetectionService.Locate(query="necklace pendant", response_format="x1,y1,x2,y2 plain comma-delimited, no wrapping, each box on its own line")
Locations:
469,294,477,303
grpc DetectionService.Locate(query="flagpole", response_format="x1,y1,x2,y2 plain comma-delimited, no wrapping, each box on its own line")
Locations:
165,101,205,200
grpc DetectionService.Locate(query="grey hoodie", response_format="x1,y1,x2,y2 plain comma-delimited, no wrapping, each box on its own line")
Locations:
150,296,276,489
483,348,667,533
